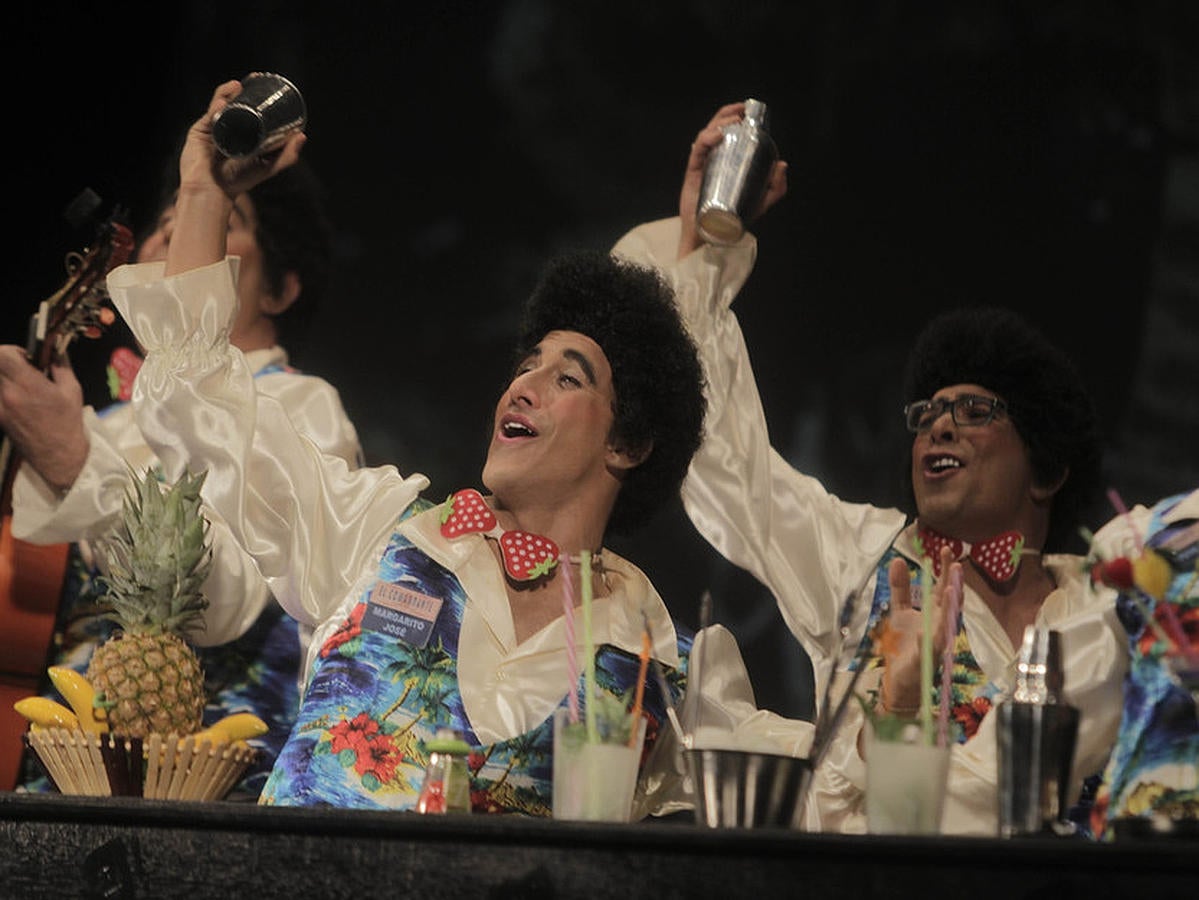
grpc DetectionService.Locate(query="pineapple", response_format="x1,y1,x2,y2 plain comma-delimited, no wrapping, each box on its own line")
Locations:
86,466,213,738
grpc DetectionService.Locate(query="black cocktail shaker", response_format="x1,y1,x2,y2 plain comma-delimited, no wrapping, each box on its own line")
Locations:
996,626,1080,837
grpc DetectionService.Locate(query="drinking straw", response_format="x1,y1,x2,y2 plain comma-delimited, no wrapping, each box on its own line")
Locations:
641,610,688,747
920,562,935,746
937,566,962,748
1106,488,1144,554
561,555,580,724
628,628,651,748
1148,587,1197,665
581,549,598,744
686,591,713,743
807,592,872,775
1122,580,1184,659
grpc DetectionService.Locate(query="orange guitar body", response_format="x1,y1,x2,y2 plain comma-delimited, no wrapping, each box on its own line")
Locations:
0,518,67,790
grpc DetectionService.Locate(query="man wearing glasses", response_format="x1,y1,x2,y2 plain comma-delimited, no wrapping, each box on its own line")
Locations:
612,101,1127,836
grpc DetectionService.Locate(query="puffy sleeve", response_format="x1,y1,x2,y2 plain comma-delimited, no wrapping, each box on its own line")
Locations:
12,405,152,546
107,259,429,629
253,368,364,470
612,218,906,702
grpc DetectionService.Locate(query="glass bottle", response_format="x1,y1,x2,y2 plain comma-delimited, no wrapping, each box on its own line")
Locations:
416,728,473,814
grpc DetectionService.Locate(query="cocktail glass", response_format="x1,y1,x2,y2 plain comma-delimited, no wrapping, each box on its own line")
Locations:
866,722,950,835
552,707,646,823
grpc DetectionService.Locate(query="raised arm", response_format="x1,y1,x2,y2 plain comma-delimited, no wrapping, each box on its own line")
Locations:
109,84,428,628
166,79,306,278
613,104,904,699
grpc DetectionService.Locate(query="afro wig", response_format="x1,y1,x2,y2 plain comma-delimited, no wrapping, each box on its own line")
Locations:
514,250,706,536
902,306,1102,552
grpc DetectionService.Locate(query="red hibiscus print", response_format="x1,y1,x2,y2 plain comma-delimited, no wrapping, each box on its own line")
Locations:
329,712,403,783
107,346,143,402
952,695,991,740
321,604,366,657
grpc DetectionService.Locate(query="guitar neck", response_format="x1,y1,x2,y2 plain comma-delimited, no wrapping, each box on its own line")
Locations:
0,210,132,791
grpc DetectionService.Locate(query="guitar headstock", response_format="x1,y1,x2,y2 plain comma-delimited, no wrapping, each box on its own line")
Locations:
28,215,135,373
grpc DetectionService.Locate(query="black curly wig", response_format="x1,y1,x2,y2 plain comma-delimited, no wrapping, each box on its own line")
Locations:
247,159,334,350
145,155,333,352
902,306,1102,553
513,251,706,536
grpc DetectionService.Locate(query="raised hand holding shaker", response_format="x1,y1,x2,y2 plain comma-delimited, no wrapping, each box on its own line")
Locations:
211,73,307,159
696,99,779,245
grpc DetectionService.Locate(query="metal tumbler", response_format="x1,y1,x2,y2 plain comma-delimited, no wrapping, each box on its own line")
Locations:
696,98,779,245
211,72,307,159
996,626,1080,837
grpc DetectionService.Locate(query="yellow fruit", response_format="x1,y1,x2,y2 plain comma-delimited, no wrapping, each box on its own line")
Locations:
191,713,268,746
47,666,107,734
14,697,80,730
1132,550,1173,600
87,468,212,739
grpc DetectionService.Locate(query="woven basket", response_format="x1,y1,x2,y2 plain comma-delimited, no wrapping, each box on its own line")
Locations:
26,728,258,801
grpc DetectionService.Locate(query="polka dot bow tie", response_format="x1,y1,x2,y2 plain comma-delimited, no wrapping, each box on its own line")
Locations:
439,489,560,582
916,525,1027,583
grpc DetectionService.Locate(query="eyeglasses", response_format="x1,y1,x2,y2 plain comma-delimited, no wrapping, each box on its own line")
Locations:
903,394,1007,433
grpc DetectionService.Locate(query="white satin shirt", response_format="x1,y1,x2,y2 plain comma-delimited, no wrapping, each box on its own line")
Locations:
12,258,362,649
612,217,1127,835
105,255,813,817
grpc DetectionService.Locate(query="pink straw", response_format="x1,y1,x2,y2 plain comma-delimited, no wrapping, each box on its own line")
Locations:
1106,488,1144,554
561,556,580,723
937,566,962,748
920,563,935,746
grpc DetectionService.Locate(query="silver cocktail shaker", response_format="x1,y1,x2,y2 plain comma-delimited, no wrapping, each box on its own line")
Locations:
696,99,779,245
996,626,1080,837
211,73,307,159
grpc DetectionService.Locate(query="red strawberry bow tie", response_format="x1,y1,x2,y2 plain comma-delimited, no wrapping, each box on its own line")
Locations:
916,525,1027,583
439,489,560,582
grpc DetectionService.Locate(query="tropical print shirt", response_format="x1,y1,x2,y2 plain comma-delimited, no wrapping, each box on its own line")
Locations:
1091,491,1199,838
261,515,691,814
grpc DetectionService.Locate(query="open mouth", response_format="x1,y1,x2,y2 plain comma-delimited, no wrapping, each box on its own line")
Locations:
500,415,538,439
924,455,962,475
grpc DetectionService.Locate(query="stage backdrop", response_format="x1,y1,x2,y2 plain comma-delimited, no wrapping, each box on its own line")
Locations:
8,1,1198,717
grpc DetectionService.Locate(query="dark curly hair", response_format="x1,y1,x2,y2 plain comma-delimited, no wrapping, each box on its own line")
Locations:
246,158,333,350
145,155,332,351
513,251,706,536
902,306,1102,552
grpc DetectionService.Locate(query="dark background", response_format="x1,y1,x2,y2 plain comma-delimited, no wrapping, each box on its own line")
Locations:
6,1,1198,718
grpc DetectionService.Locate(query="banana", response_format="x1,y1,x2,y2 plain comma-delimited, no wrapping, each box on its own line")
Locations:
191,712,269,746
14,697,80,730
1132,549,1173,601
46,666,107,734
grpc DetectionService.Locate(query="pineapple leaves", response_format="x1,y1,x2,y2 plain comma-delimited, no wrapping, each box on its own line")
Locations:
95,465,214,639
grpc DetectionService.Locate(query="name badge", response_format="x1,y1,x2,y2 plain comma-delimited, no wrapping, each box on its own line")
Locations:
362,582,444,648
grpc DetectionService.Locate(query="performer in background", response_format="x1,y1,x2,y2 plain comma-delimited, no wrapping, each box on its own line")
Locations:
612,101,1127,835
0,155,362,799
1088,488,1198,839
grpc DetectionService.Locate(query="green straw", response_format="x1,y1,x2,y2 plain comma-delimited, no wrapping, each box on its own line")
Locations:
581,550,598,743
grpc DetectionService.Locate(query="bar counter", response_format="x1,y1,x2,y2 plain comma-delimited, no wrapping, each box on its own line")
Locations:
2,790,1194,898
